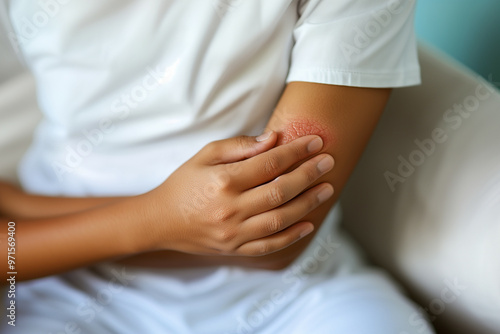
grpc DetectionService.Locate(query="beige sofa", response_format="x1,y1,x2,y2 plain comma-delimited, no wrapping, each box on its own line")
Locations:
1,23,499,333
341,47,500,333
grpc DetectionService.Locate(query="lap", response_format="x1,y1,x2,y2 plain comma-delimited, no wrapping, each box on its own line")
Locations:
282,271,434,334
1,224,434,333
1,266,434,334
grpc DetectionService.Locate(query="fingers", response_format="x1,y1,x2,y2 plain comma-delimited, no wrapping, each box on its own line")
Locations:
235,221,314,257
238,183,334,245
231,135,325,190
199,131,278,164
241,154,334,214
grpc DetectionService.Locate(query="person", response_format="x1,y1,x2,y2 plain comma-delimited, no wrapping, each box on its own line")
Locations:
0,0,434,333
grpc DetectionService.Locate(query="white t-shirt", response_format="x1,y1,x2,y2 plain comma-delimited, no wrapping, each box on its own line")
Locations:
6,0,420,196
2,3,425,332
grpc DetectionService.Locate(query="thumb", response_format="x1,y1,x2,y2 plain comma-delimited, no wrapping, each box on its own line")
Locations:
201,130,277,164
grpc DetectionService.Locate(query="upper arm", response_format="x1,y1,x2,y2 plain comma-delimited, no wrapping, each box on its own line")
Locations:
264,0,419,267
268,81,390,191
261,81,391,267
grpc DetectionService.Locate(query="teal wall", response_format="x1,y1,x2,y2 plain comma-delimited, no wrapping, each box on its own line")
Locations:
415,1,500,87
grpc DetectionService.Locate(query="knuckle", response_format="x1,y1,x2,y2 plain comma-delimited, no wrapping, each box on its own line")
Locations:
234,136,256,158
211,168,232,190
203,141,218,154
267,185,286,206
302,164,318,183
217,228,238,244
262,156,281,178
201,141,220,161
254,242,272,256
306,190,322,209
235,136,250,150
290,141,305,160
267,214,284,234
210,206,235,223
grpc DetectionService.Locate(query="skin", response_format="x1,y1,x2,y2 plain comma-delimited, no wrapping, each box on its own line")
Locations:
0,81,391,282
278,119,333,146
0,133,333,282
119,82,391,268
256,82,391,265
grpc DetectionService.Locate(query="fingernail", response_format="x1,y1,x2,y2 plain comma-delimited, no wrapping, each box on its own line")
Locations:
317,185,334,202
256,130,273,142
307,137,323,153
300,225,314,238
316,156,334,173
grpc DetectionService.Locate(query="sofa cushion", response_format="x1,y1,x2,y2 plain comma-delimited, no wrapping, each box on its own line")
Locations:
341,44,500,334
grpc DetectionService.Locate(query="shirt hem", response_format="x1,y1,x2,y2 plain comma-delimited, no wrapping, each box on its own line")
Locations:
286,67,422,88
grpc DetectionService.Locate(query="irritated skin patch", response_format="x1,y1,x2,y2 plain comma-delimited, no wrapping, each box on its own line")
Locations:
276,118,332,147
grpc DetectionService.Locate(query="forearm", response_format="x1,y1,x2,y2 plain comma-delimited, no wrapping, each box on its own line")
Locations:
0,132,331,273
0,195,150,283
0,180,120,219
0,185,254,276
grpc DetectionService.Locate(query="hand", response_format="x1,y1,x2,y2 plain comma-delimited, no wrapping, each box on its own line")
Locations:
141,132,334,257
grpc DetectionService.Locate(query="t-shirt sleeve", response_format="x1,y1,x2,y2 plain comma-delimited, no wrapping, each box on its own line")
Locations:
286,0,421,88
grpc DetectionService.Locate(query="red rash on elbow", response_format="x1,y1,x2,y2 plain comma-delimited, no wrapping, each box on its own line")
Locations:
276,119,333,147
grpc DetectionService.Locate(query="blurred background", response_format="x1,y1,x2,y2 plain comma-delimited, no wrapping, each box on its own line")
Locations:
415,0,500,88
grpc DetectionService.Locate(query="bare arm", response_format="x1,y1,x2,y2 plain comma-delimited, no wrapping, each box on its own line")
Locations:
0,133,332,281
0,82,389,274
254,82,391,267
0,195,148,282
0,181,120,219
117,82,391,269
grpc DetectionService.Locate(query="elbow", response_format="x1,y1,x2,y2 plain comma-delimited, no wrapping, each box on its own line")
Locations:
275,118,335,150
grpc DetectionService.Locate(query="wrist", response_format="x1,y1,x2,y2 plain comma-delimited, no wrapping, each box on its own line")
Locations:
128,191,174,254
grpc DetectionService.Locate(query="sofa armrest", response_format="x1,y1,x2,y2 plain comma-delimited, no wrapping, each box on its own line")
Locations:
341,43,500,334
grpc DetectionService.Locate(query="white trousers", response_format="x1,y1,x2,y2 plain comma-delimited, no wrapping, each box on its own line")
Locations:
2,208,435,334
